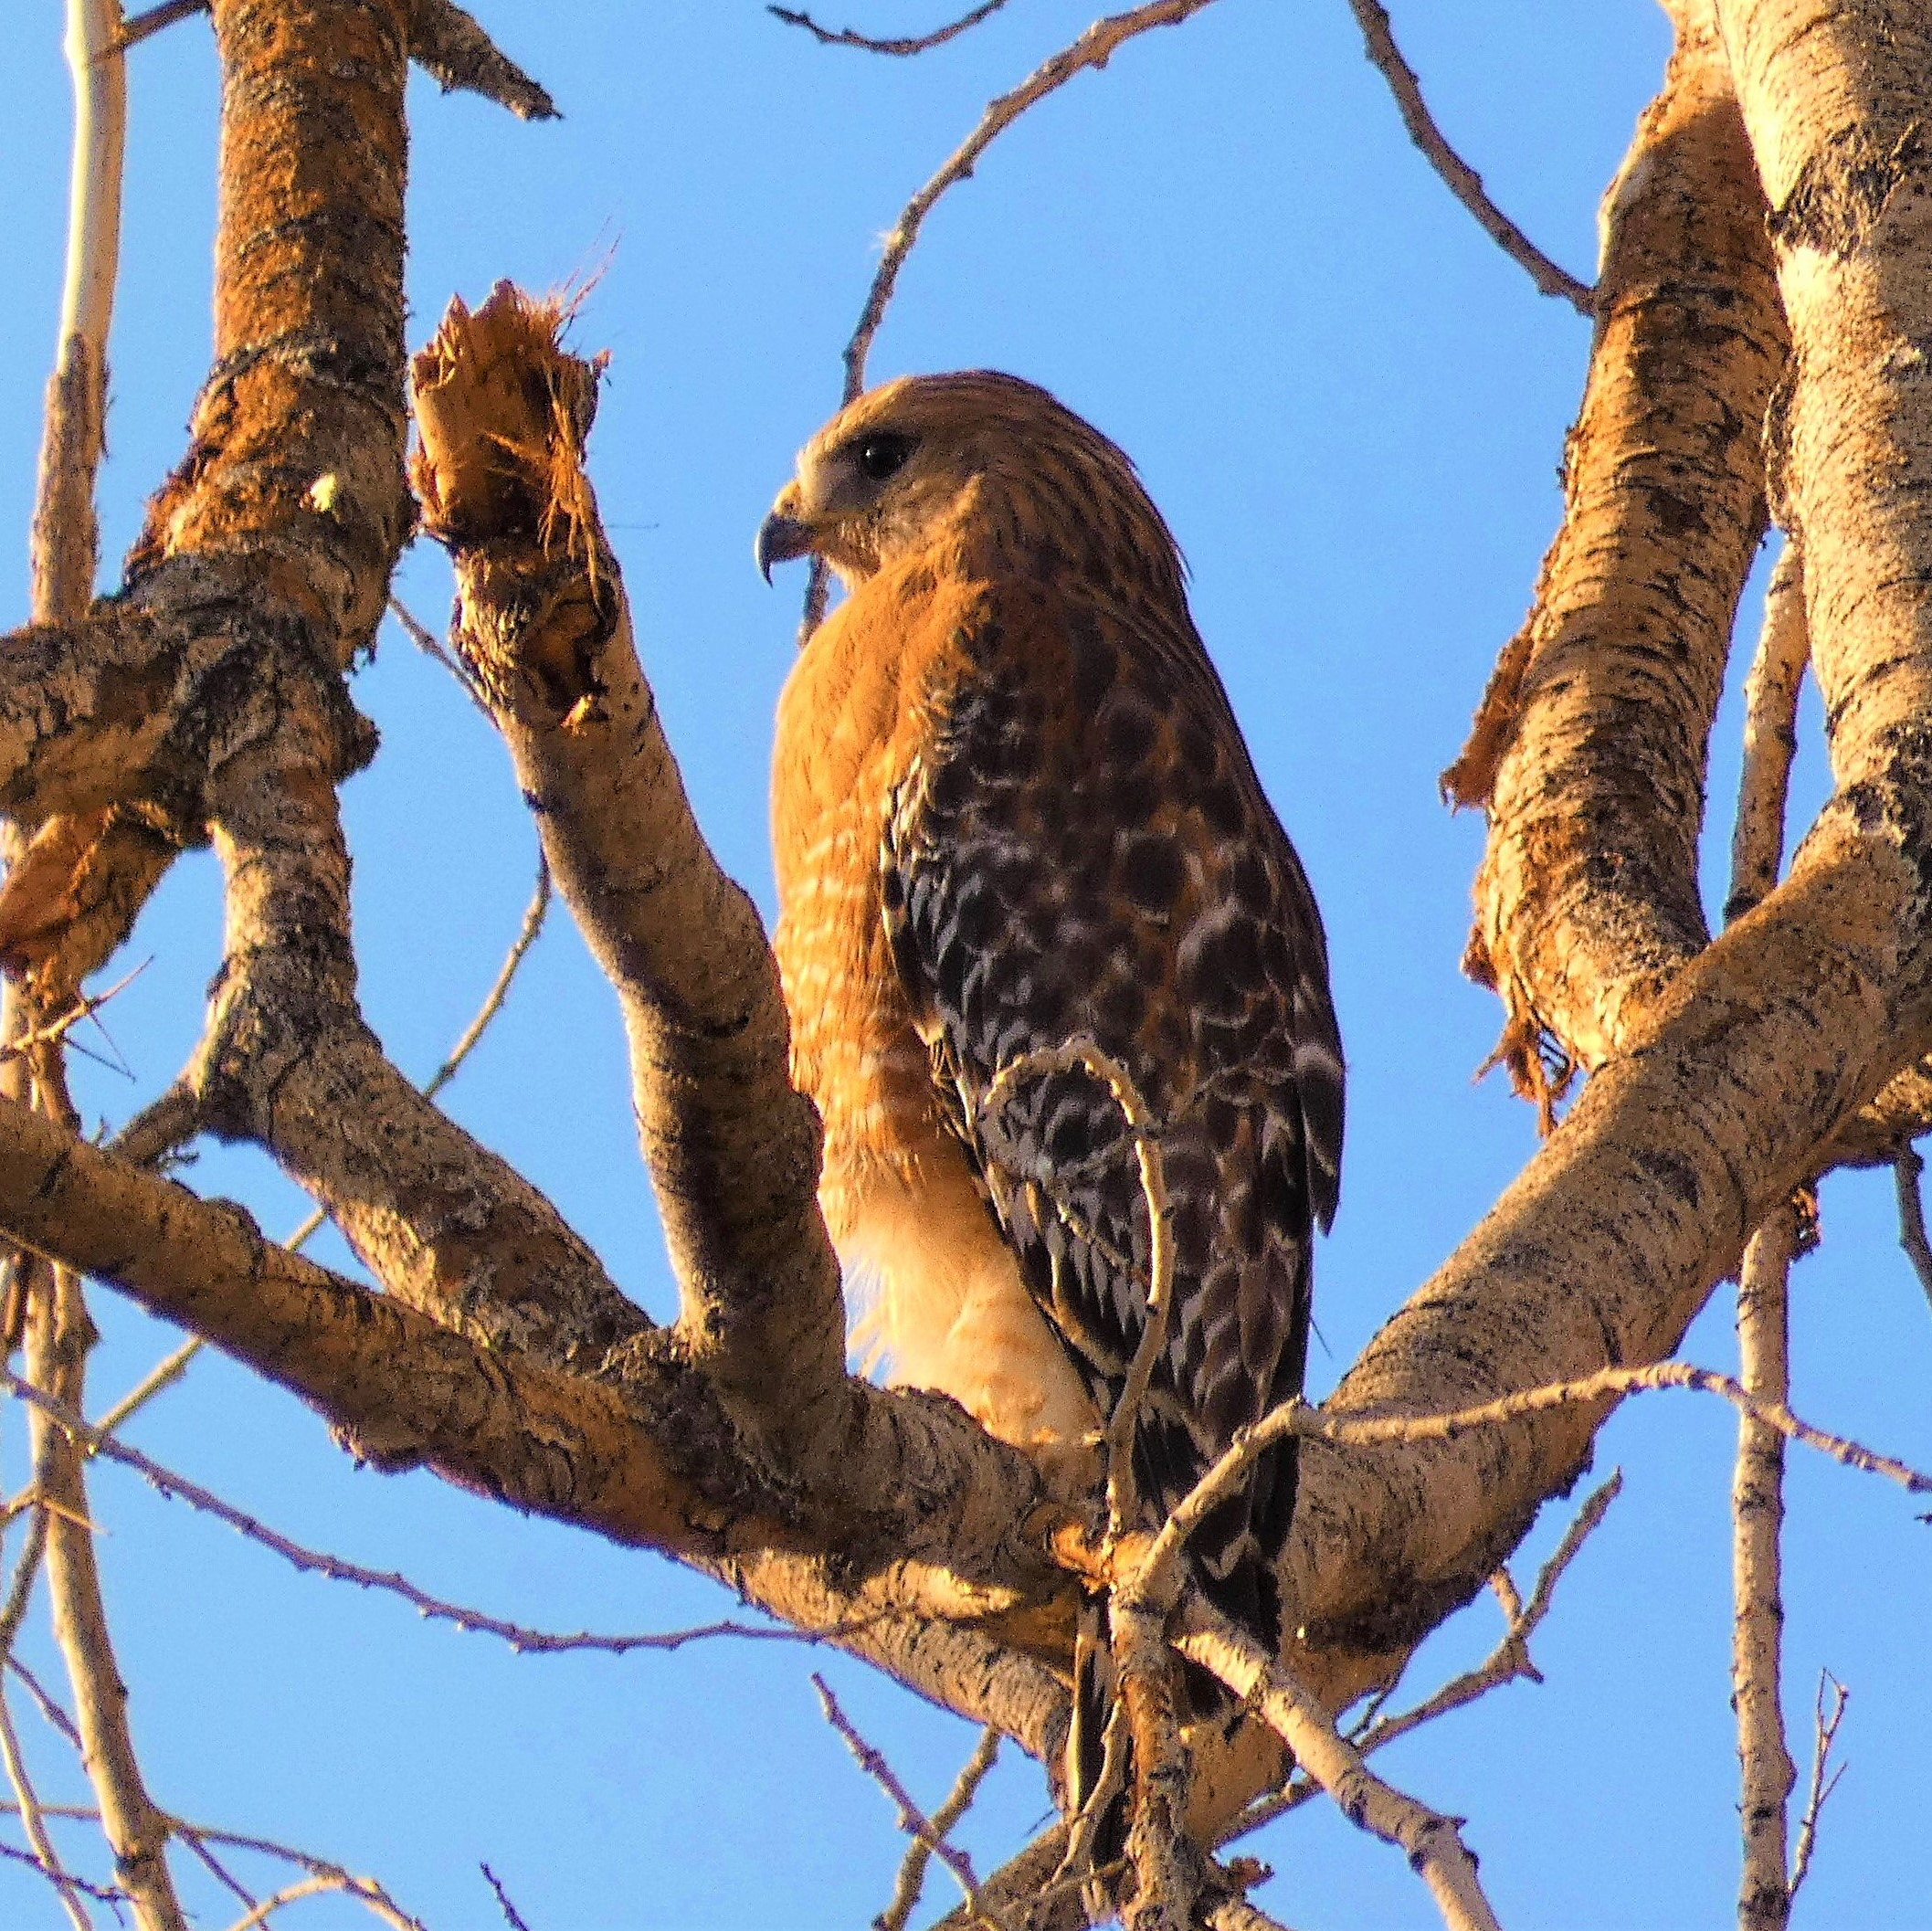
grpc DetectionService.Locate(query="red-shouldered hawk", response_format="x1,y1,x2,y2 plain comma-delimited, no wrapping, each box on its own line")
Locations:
758,371,1344,1736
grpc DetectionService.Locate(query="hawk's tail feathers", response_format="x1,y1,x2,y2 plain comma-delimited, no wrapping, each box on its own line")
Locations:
1067,1594,1134,1874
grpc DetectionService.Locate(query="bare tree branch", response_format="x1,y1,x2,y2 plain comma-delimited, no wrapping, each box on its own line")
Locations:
0,1834,127,1906
27,1261,187,1931
879,1727,1001,1931
1786,1671,1847,1903
842,0,1223,403
815,1674,1010,1930
421,854,552,1102
388,596,491,717
1346,0,1592,312
0,1683,92,1931
112,0,208,56
5,1364,856,1659
1726,542,1809,923
1732,1204,1802,1931
0,1804,427,1931
769,1,1010,55
92,847,552,1438
481,1863,533,1931
1177,1597,1503,1931
1444,7,1784,1114
408,0,557,121
1890,1145,1932,1311
1219,1473,1622,1841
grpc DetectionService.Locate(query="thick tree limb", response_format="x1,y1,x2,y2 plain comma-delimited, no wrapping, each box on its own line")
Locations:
411,286,851,1440
194,742,649,1369
1446,5,1786,1116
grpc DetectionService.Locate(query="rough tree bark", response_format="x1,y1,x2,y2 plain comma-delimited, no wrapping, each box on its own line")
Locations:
3,0,1931,1926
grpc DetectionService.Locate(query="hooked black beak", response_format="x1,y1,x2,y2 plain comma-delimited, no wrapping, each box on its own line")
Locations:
755,512,815,584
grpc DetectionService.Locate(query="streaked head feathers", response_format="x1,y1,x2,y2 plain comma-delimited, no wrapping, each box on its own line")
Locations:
756,370,1186,604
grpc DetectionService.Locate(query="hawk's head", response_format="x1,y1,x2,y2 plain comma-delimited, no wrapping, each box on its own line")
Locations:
756,370,1184,602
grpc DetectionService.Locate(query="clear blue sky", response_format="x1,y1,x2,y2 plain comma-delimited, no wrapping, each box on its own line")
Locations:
1,3,1927,1926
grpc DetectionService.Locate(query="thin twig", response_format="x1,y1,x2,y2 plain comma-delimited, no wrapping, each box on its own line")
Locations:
842,0,1221,404
812,1675,1008,1930
90,1338,200,1439
29,1255,187,1931
0,1683,93,1931
91,849,550,1437
804,0,1222,641
0,1510,49,1666
1891,1145,1932,1314
166,1818,425,1931
422,855,551,1103
9,1654,88,1757
878,1727,1000,1931
0,966,149,1070
0,1834,127,1905
770,1,1009,54
1787,1672,1847,1903
220,1874,371,1931
1220,1473,1621,1841
1346,0,1592,313
1154,1363,1932,1560
481,1862,534,1931
1177,1596,1502,1931
6,1365,834,1657
0,1799,397,1917
178,1827,257,1912
389,596,491,717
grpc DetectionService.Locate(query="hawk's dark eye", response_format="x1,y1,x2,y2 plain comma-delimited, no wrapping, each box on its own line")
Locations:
855,433,914,482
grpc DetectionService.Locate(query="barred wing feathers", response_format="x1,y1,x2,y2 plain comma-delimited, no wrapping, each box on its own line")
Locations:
883,572,1344,1639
